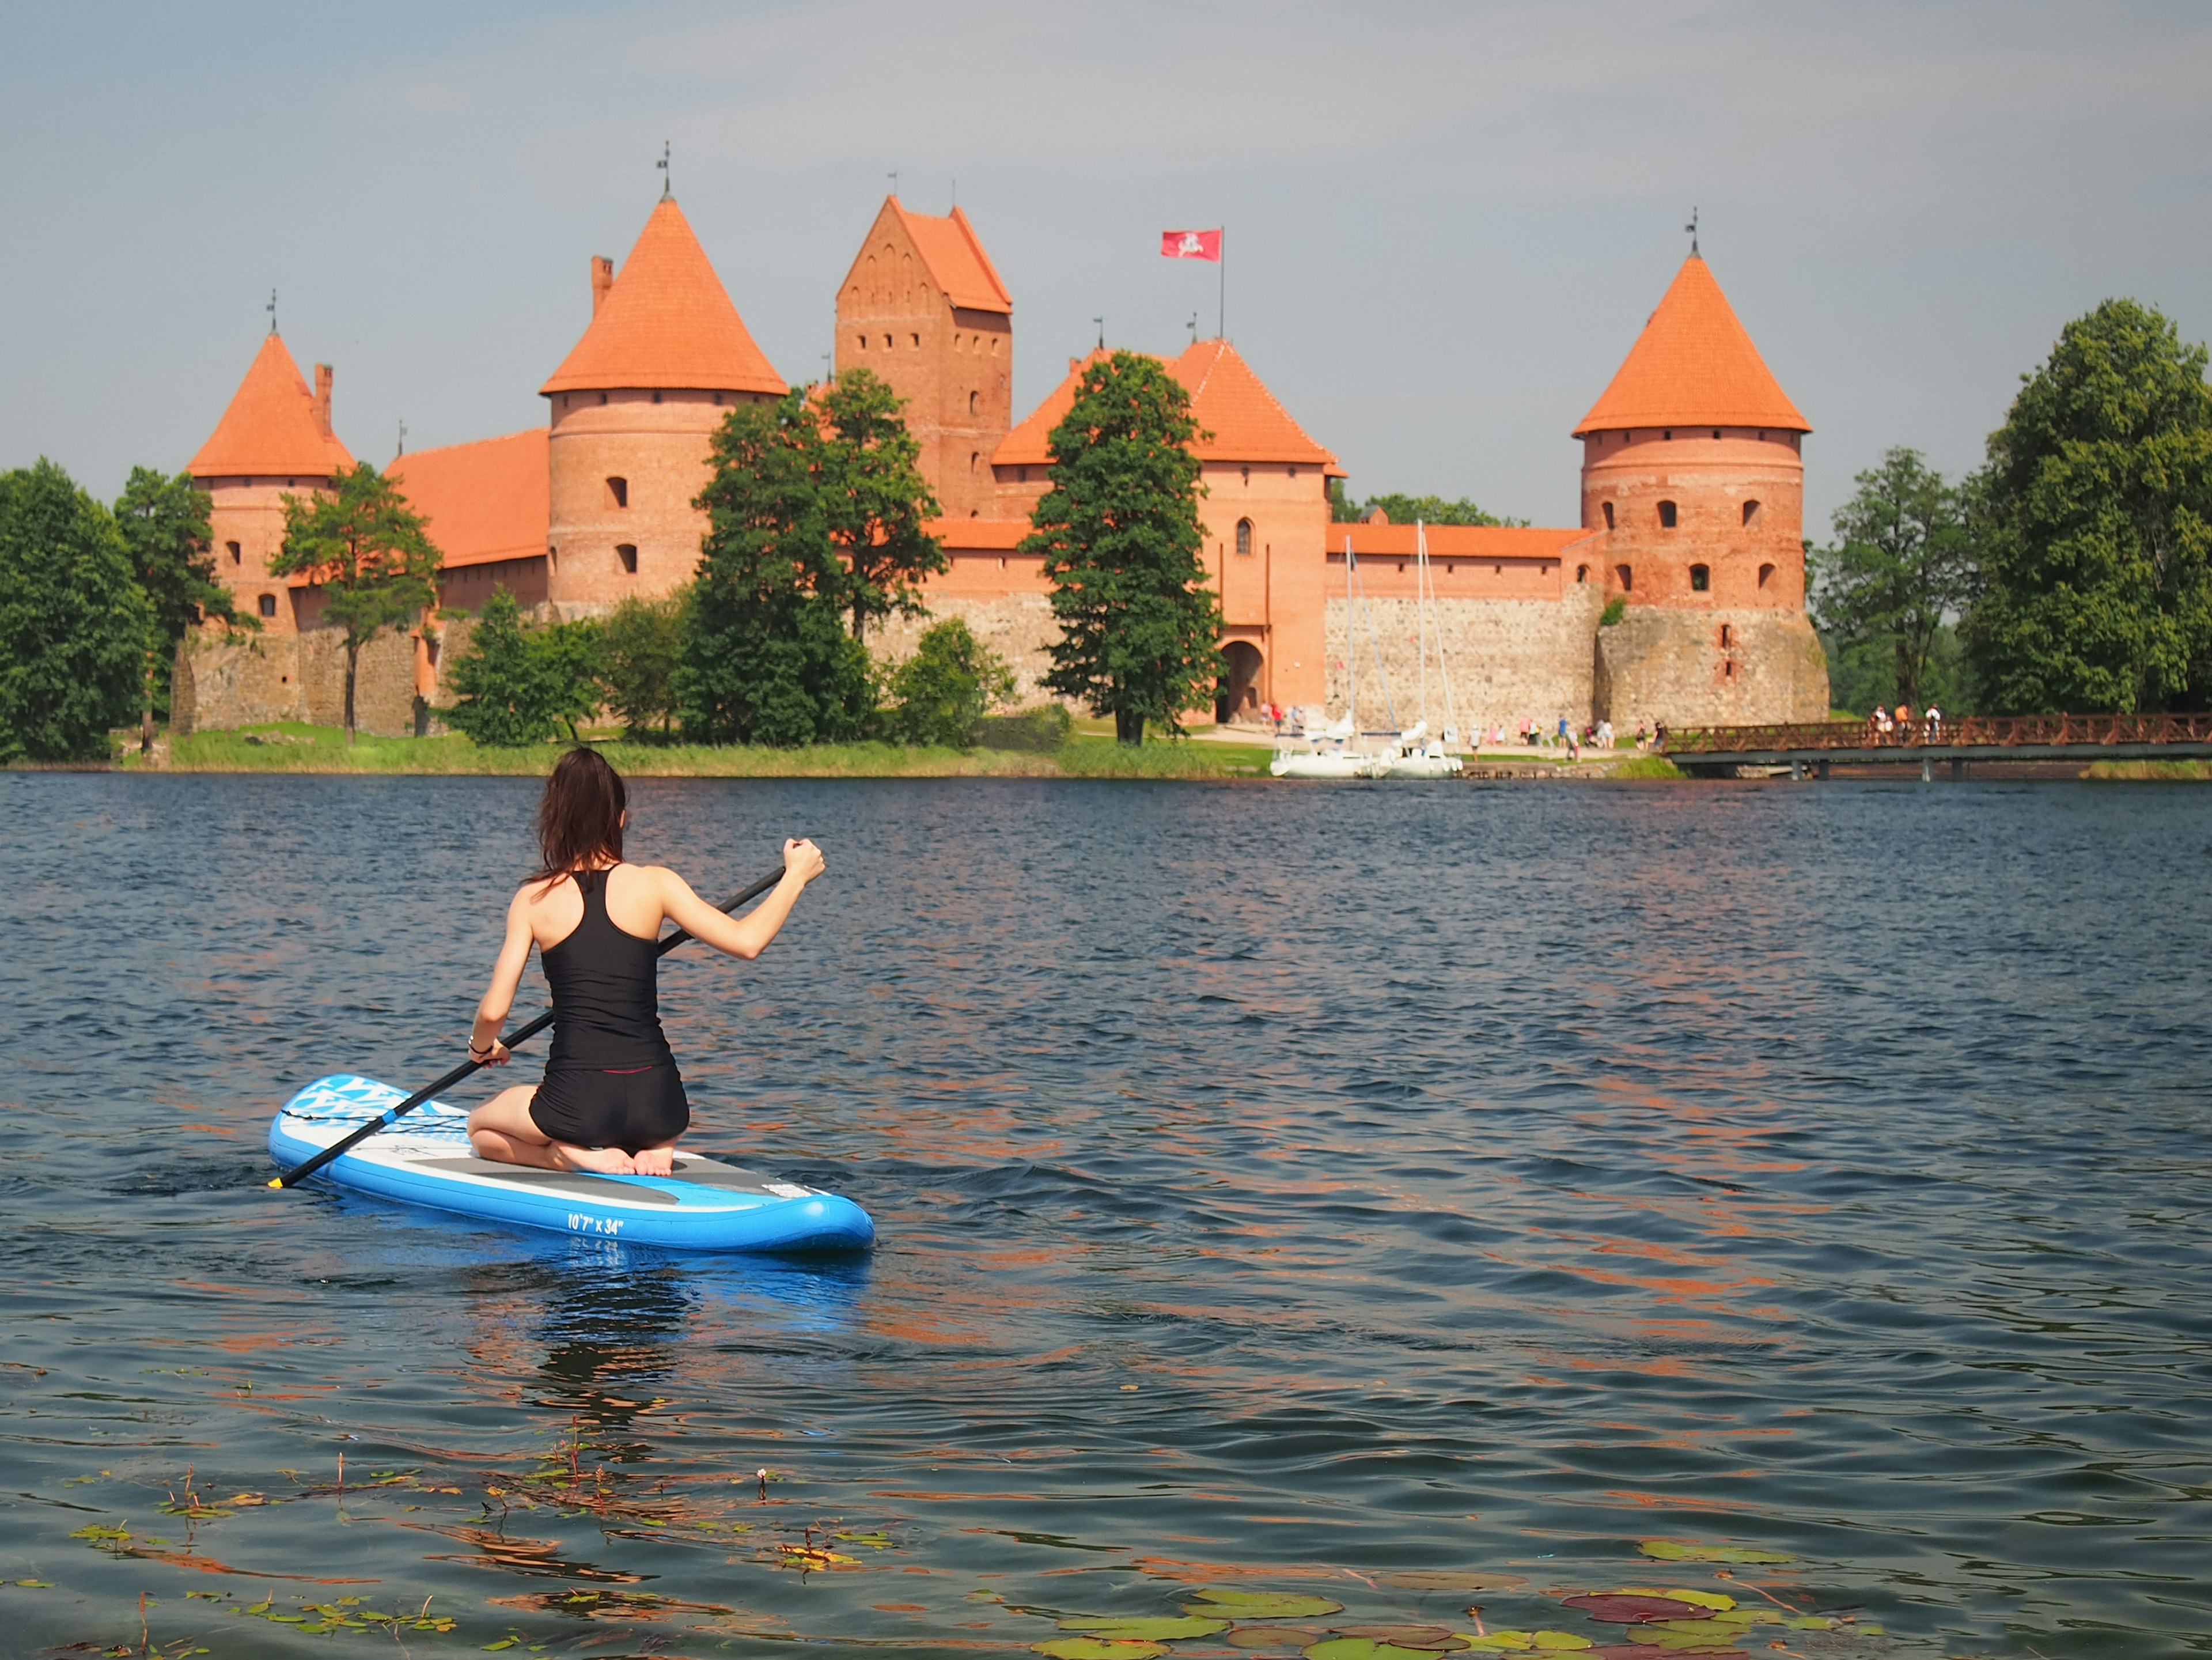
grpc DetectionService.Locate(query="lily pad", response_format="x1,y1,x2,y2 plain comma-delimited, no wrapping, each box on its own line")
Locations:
1559,1594,1707,1624
1373,1571,1530,1593
1059,1616,1232,1640
1302,1642,1452,1660
1637,1541,1794,1566
1034,1642,1170,1660
1334,1625,1458,1648
1530,1638,1593,1653
1226,1626,1324,1650
1190,1590,1348,1620
1460,1636,1533,1652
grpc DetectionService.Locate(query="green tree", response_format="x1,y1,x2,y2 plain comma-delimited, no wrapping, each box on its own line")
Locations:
442,588,604,746
1965,298,2212,712
887,618,1015,747
677,394,873,746
820,369,945,641
601,588,687,740
0,459,154,762
1330,482,1527,527
269,462,442,741
1024,351,1221,744
1811,448,1972,710
113,465,252,751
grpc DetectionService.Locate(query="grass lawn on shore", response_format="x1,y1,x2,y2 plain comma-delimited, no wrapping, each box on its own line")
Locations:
125,723,1278,780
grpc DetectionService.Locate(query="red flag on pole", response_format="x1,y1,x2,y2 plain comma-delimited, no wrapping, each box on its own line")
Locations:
1160,228,1222,262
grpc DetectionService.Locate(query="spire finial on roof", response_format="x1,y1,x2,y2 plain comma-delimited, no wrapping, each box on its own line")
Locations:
658,140,672,201
1188,312,1199,346
1093,315,1104,350
396,418,407,460
1685,206,1700,258
267,288,278,335
888,169,899,199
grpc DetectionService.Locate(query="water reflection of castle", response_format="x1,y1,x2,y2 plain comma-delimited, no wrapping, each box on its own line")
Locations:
177,195,1827,737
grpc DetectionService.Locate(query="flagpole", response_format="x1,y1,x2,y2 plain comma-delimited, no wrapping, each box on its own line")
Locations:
1219,227,1226,340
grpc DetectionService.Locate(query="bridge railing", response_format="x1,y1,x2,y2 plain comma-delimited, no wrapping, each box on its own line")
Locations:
1665,713,2212,754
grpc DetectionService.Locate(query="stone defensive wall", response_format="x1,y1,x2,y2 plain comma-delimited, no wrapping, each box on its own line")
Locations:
1325,586,1609,734
1592,607,1830,732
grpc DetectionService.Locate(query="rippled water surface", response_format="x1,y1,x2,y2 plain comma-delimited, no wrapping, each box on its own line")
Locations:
3,772,2209,1658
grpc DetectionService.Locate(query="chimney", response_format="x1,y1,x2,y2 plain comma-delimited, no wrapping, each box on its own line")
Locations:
590,256,614,316
312,364,334,438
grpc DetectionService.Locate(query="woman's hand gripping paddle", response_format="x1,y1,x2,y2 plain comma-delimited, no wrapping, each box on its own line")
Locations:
268,864,789,1190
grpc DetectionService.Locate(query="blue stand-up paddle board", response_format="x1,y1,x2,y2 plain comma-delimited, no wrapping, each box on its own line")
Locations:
268,1075,874,1253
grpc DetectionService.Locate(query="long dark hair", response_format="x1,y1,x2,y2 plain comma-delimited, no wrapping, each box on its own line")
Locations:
535,747,626,882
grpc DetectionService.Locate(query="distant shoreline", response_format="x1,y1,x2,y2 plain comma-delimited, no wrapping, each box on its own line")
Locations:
29,721,1692,780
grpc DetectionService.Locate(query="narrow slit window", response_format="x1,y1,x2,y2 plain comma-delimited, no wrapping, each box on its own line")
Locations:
605,477,628,509
1758,562,1776,589
226,540,241,564
616,543,638,574
1689,564,1710,592
1575,564,1588,584
1601,501,1615,531
1720,623,1733,647
1616,564,1633,592
1658,500,1678,528
969,390,979,414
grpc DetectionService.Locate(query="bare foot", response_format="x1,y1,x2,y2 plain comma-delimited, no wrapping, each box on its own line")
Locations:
632,1146,675,1177
558,1143,636,1175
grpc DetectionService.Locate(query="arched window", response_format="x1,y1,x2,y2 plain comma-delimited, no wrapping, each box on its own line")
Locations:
969,451,979,474
857,334,867,350
969,390,979,414
226,540,241,565
1235,519,1253,557
616,544,638,574
1689,564,1710,592
605,477,628,509
1657,500,1678,528
1615,564,1633,593
257,593,277,618
1758,562,1776,589
1742,499,1761,527
1601,501,1615,531
1575,564,1588,584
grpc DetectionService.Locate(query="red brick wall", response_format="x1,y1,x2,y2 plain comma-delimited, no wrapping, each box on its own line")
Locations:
834,207,1013,521
199,475,336,635
544,388,772,612
1580,428,1806,610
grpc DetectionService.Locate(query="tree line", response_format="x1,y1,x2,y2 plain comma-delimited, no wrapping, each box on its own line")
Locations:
1815,298,2212,716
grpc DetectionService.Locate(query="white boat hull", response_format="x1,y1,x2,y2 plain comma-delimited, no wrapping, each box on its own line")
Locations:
1270,748,1385,780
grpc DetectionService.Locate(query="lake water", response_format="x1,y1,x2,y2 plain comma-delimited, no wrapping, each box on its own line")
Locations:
2,772,2207,1659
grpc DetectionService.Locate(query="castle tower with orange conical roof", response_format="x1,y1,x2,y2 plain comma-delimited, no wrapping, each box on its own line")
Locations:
540,195,786,612
187,331,354,634
1577,252,1828,728
835,197,1013,520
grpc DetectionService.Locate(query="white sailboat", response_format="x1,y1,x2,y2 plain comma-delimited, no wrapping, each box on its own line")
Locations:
1378,521,1464,779
1271,536,1389,779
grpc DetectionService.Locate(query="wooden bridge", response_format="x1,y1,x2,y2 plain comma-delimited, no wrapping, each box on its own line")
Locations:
1661,713,2212,778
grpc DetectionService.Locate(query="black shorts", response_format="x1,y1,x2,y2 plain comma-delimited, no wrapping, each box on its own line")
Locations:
529,1064,690,1155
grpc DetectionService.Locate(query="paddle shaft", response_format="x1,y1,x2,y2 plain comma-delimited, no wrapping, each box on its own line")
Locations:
268,864,789,1190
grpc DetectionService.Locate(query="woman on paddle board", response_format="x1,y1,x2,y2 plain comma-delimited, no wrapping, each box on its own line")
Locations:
465,748,824,1177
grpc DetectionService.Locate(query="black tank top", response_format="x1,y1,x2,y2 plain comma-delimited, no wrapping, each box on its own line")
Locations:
541,868,673,1072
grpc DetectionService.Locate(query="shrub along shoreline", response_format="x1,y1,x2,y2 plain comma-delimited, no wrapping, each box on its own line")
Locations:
118,723,1281,780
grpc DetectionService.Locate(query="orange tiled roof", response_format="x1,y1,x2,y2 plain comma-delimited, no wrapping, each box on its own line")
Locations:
387,429,549,570
187,333,354,478
926,516,1031,551
893,200,1012,314
1338,523,1594,560
994,341,1340,471
540,199,786,396
1574,255,1809,436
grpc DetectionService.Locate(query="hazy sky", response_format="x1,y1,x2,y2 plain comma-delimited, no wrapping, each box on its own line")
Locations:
5,1,2207,535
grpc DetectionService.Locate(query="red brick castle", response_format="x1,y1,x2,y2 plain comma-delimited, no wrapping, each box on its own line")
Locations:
175,192,1828,736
